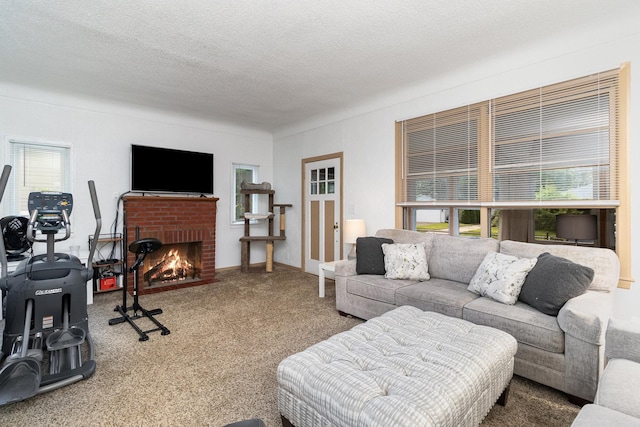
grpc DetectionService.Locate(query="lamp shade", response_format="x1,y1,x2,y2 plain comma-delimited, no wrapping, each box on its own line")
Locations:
344,219,366,244
555,214,597,241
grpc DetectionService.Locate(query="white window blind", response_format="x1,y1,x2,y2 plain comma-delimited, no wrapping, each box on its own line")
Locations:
489,70,619,206
402,104,481,205
8,140,71,215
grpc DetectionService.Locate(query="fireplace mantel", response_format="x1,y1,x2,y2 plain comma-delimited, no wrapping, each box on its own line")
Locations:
123,195,218,295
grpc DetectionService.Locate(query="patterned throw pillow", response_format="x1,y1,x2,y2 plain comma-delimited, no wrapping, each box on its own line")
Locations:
381,243,430,281
468,251,538,305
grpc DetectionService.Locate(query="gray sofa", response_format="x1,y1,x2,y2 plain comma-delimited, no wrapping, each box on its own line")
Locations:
572,319,640,425
334,229,620,402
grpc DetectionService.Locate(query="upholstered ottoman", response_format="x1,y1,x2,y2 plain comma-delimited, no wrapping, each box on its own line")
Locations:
277,306,517,427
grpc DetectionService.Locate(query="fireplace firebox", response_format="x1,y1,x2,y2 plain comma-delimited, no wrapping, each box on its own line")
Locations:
143,242,202,287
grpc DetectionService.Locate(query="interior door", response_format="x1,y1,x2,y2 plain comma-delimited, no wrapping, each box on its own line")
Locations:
304,157,341,274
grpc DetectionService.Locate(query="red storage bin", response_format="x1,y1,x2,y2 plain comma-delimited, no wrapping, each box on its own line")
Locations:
100,276,117,291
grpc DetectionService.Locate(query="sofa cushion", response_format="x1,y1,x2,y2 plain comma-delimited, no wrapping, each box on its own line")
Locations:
356,236,393,275
429,235,499,283
499,240,619,292
572,404,640,427
468,251,537,305
396,278,479,319
463,297,565,354
346,274,418,305
595,359,640,419
519,252,594,316
382,243,430,281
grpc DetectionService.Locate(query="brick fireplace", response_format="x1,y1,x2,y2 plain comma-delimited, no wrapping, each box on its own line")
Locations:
123,195,218,295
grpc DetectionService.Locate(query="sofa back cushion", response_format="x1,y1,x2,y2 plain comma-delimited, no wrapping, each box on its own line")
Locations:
499,240,620,292
375,229,434,247
429,235,499,284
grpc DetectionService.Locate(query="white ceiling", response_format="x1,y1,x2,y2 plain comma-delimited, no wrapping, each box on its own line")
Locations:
1,1,638,133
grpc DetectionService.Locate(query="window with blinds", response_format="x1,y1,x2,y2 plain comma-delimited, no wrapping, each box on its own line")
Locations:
8,140,71,215
399,68,620,208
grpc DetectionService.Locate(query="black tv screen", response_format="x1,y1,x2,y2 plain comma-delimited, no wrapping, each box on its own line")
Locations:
131,145,214,194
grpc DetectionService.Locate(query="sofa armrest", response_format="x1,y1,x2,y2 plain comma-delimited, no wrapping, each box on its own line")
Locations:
558,291,613,345
334,259,357,276
605,319,640,363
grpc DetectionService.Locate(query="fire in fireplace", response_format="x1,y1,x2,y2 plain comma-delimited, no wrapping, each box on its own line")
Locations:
143,242,202,287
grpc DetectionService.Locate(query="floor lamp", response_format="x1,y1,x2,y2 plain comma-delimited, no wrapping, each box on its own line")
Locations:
344,219,366,260
555,214,598,245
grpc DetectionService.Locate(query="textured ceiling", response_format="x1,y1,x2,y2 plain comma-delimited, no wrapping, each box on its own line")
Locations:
0,1,638,133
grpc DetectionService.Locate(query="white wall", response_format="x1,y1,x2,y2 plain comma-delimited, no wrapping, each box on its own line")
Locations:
273,16,640,318
0,84,273,269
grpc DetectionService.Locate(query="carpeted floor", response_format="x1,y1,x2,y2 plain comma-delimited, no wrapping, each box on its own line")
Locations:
0,267,580,426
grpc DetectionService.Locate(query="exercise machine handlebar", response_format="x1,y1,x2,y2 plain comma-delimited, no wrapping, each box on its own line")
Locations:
0,165,12,284
86,180,102,281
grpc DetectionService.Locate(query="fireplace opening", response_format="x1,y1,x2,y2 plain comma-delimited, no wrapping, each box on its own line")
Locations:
143,242,202,288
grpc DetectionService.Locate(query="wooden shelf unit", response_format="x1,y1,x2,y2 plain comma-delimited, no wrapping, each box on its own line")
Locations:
240,189,291,273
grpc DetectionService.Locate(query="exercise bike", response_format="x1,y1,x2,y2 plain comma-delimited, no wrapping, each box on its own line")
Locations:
0,164,102,406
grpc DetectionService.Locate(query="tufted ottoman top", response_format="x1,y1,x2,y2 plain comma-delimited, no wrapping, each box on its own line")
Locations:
277,306,517,427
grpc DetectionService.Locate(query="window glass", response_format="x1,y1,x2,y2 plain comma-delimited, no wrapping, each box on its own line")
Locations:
232,163,259,223
415,209,449,234
457,209,481,237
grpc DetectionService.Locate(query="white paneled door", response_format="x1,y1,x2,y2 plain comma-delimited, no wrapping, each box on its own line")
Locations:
304,157,341,275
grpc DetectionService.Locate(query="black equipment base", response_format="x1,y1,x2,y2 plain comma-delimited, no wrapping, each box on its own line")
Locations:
109,303,170,342
109,236,170,342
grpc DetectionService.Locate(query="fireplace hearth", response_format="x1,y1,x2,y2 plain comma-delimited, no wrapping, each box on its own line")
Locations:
123,195,218,295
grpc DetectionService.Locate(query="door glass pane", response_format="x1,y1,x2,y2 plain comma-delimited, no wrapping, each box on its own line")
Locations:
311,169,317,182
311,182,317,195
328,181,335,194
319,182,326,194
319,168,326,181
328,167,335,180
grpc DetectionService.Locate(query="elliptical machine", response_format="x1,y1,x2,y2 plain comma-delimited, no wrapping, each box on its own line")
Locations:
0,164,102,406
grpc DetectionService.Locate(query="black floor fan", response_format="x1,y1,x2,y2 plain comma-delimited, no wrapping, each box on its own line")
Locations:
108,231,170,341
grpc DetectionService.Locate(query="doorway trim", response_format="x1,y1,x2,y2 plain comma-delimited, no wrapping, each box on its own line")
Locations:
301,152,344,272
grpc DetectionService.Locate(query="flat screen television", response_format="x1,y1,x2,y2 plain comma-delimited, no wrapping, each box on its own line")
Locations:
131,144,214,195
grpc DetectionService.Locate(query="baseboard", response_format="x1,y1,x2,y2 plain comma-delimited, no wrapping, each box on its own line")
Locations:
215,262,301,273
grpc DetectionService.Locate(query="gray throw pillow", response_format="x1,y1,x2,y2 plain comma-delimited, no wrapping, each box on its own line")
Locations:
356,237,393,275
518,252,594,316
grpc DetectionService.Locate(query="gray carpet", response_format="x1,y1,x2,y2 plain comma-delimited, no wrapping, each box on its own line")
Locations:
0,267,580,426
